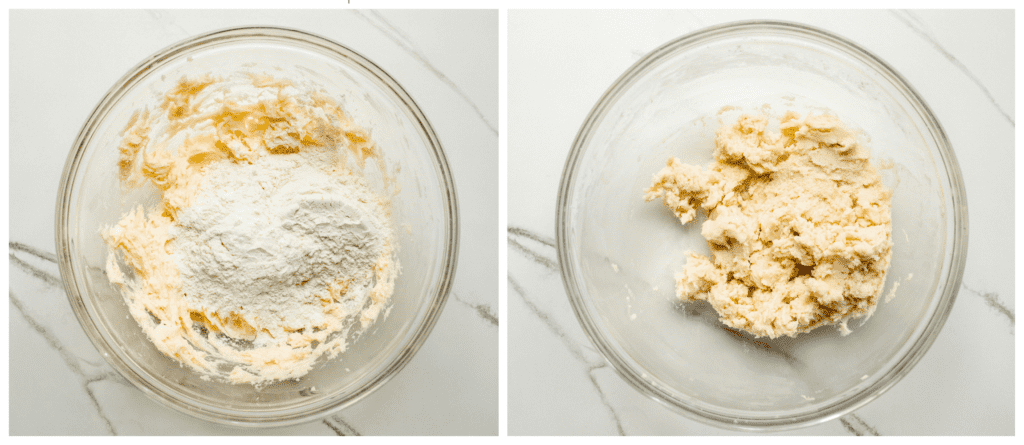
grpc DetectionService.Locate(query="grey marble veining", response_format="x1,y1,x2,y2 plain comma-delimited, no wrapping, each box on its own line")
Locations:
839,414,880,436
508,9,1013,436
890,10,1014,126
10,285,127,435
322,415,361,436
960,283,1015,328
9,9,497,435
507,227,558,271
354,10,498,136
9,252,61,288
508,225,889,436
452,292,499,327
8,6,1014,437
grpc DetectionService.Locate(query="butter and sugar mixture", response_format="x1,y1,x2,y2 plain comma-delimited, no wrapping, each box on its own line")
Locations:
104,74,397,384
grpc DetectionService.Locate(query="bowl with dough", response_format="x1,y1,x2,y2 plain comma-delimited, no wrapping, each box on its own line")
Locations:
557,20,966,430
56,26,458,426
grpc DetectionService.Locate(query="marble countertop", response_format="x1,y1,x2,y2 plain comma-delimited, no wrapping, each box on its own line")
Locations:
508,10,1013,435
9,10,497,435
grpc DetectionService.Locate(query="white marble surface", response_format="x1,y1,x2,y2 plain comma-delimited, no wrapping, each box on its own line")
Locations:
508,10,1013,435
9,10,497,435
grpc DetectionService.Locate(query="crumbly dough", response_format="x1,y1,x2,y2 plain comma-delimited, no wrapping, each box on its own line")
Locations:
644,112,892,338
103,74,397,384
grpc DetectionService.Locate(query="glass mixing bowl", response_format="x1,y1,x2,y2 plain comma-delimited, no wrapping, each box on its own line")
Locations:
557,21,967,431
56,26,458,427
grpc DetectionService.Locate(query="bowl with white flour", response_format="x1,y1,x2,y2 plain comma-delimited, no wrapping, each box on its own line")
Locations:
57,27,458,426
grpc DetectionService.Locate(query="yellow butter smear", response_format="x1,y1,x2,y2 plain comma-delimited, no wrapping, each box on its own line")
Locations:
103,73,398,384
645,112,892,338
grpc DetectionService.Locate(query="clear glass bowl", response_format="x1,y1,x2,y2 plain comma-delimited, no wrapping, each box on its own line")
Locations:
557,21,967,431
56,26,458,427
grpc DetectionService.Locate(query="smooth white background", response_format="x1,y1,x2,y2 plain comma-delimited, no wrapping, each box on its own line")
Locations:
508,10,1013,435
9,9,497,435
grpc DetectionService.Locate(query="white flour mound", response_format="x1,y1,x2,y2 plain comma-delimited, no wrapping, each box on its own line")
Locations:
171,154,386,345
105,73,399,384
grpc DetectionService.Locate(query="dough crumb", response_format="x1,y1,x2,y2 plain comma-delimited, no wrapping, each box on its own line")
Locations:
644,111,893,338
885,281,900,303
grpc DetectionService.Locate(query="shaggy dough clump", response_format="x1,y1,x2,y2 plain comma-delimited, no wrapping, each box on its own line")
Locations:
645,111,892,338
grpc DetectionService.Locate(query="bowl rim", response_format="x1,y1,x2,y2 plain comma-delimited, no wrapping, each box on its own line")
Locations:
556,19,968,432
55,25,459,428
